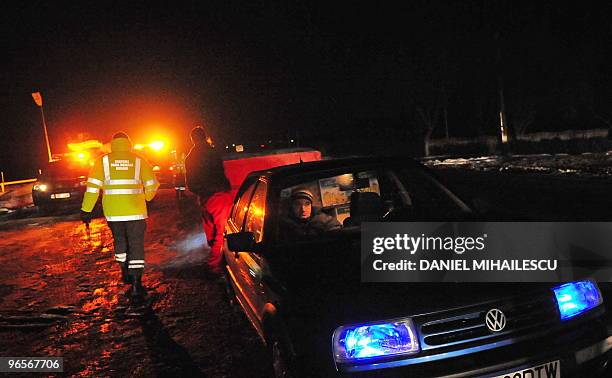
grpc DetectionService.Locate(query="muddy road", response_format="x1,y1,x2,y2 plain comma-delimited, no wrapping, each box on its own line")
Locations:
0,190,271,377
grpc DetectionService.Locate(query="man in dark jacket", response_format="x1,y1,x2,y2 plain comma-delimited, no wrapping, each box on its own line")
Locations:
279,189,342,238
185,126,233,274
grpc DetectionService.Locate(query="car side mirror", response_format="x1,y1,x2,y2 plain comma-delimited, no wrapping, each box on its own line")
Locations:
227,232,257,253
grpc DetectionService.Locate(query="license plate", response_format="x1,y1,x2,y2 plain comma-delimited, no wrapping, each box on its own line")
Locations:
51,193,70,199
492,360,560,378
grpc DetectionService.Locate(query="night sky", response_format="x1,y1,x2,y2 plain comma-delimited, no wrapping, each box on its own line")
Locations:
2,1,611,178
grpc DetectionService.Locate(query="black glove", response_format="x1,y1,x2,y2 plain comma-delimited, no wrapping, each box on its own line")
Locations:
80,210,93,224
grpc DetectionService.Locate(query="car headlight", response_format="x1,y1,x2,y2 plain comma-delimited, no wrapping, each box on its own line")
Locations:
553,281,602,320
33,183,48,192
332,317,419,363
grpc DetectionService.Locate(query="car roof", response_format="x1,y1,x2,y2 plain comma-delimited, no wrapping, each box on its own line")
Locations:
44,159,89,171
224,147,319,161
246,155,423,182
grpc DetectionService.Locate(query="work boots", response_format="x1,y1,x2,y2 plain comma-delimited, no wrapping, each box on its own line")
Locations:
120,263,132,284
126,270,147,301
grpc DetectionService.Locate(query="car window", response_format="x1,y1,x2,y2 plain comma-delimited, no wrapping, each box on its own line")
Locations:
395,168,468,217
244,181,267,243
275,166,470,241
279,170,397,228
231,181,257,229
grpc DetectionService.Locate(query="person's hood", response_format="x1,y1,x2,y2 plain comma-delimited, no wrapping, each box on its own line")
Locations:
110,137,132,152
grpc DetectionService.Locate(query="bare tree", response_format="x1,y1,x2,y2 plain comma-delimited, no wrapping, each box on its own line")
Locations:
592,111,612,140
405,56,451,157
593,111,612,129
412,87,444,157
508,102,536,137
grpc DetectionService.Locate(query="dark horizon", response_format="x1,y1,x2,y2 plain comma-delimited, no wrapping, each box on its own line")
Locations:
2,1,611,178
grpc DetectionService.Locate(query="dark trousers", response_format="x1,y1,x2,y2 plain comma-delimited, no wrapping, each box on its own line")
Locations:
108,220,147,273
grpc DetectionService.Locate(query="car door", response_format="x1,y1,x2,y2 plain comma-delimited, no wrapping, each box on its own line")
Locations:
223,178,269,335
224,179,258,315
234,179,268,324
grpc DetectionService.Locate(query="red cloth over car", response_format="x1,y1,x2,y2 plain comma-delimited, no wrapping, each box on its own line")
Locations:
223,150,322,198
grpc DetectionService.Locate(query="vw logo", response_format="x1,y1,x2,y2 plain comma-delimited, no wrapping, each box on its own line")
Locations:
485,308,507,332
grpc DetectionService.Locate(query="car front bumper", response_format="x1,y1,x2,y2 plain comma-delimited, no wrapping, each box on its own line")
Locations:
334,319,610,377
290,308,610,377
33,190,85,208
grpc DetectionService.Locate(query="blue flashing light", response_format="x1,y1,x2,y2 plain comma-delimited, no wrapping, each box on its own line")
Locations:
333,318,419,363
553,281,602,320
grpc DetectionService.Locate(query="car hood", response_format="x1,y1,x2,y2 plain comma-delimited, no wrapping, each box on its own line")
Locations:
268,235,554,326
287,282,553,327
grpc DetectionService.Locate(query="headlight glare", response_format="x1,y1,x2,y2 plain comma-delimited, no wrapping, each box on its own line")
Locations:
333,317,419,363
553,280,602,320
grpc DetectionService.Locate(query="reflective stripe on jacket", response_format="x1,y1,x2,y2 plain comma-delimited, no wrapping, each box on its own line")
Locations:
81,137,160,220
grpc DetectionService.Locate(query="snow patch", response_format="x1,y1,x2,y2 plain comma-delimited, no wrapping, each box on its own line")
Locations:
0,183,34,210
424,152,612,177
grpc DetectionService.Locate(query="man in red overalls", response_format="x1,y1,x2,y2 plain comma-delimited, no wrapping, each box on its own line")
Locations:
185,126,233,275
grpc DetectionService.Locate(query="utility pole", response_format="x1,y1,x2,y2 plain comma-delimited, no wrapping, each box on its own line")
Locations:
498,75,508,145
495,33,509,154
442,86,449,139
31,92,53,162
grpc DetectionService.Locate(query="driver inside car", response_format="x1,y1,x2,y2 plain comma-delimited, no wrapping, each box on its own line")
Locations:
279,188,342,238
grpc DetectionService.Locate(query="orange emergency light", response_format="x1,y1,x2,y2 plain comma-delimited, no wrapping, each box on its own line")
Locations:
149,141,165,151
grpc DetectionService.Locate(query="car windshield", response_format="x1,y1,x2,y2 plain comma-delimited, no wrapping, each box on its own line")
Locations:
277,166,470,240
41,160,90,179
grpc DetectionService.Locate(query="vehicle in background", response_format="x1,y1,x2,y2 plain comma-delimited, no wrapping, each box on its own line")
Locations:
134,142,176,189
150,160,174,188
32,159,91,213
222,156,610,377
171,152,187,199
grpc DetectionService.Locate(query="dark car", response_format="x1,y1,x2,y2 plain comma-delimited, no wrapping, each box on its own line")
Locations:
32,159,90,212
137,148,175,189
222,157,610,377
151,162,174,189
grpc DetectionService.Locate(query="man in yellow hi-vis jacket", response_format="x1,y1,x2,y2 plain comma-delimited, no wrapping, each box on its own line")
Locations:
80,132,159,299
